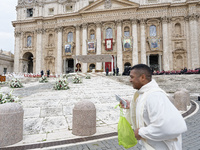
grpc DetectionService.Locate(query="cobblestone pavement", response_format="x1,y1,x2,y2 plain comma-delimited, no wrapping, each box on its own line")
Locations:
44,100,200,150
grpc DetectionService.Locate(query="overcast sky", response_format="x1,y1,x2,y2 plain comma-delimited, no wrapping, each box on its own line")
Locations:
0,0,18,53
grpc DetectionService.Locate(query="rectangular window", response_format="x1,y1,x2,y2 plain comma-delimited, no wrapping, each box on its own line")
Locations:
3,68,7,74
66,5,73,12
27,8,33,17
49,8,54,15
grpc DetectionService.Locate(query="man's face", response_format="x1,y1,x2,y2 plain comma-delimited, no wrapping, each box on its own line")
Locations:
129,69,143,90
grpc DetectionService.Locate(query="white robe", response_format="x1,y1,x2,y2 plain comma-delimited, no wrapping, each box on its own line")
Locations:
126,79,187,150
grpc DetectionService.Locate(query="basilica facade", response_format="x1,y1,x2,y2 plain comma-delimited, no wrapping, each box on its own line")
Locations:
13,0,200,74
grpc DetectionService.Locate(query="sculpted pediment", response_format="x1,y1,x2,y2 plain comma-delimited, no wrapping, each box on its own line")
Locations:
79,0,139,13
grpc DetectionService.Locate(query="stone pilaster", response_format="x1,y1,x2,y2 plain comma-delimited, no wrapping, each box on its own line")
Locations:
82,23,88,73
140,19,146,64
35,28,44,74
116,20,123,74
189,13,199,69
184,16,191,69
96,22,102,70
56,27,63,75
131,19,138,66
168,17,173,70
14,31,21,73
162,16,170,71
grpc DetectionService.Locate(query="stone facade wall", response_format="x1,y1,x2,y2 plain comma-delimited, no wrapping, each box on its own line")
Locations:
0,50,14,74
13,0,200,74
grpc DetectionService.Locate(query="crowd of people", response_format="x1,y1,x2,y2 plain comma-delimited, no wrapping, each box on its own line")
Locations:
153,67,200,75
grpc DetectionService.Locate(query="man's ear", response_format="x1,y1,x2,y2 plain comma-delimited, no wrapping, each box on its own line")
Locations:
140,74,146,82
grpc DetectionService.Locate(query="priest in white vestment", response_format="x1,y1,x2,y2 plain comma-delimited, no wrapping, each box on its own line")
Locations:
123,64,187,150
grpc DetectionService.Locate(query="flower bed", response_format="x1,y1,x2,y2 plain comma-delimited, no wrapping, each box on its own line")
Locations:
85,74,91,79
9,78,23,88
0,90,20,104
53,78,69,90
39,76,48,83
73,75,82,84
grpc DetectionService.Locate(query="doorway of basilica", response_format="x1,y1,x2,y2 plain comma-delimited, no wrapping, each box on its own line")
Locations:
150,54,159,71
22,52,33,73
65,58,74,73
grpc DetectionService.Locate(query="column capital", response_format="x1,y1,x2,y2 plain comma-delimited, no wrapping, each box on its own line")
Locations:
82,23,88,29
188,13,199,21
14,31,21,37
55,27,63,33
140,18,146,25
75,24,80,30
131,18,138,24
161,16,169,23
35,28,44,34
95,21,102,28
116,19,122,26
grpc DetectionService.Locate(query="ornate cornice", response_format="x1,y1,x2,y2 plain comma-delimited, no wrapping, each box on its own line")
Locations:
161,16,170,23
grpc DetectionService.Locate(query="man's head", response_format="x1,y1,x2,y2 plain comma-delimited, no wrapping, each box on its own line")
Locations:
129,64,152,90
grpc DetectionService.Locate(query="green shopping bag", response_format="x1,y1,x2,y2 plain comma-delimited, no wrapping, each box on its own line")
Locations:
117,107,137,149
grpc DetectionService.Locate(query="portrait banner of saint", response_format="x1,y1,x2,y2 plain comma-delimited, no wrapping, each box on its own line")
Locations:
105,38,113,51
65,44,72,54
88,41,96,53
148,37,160,51
122,38,132,51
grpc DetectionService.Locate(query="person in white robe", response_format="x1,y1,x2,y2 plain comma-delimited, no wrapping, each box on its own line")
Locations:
121,64,187,150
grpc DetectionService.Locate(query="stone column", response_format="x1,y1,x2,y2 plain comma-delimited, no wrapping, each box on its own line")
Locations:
168,18,173,70
96,22,102,70
35,28,44,74
56,27,63,75
159,54,162,72
14,32,21,73
76,25,81,58
140,19,146,64
63,59,66,74
189,14,199,69
131,19,138,66
162,16,170,71
116,20,123,74
82,23,88,73
147,55,150,66
185,16,191,69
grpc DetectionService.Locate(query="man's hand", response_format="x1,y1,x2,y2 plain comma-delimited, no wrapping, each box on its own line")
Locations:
120,100,130,109
134,128,142,140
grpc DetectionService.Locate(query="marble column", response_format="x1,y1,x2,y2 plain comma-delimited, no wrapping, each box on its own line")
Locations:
189,14,199,69
75,25,81,58
159,54,162,72
96,22,102,70
116,20,123,74
82,23,88,73
56,27,63,75
36,28,43,74
63,59,66,74
147,55,150,66
168,18,173,70
185,16,191,69
140,19,146,64
162,16,170,71
14,32,21,73
131,19,138,66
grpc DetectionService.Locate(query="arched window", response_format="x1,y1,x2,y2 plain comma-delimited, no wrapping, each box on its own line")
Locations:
106,27,113,39
67,32,73,43
175,23,181,35
124,26,130,37
27,36,32,47
90,29,95,40
89,64,95,71
149,25,157,37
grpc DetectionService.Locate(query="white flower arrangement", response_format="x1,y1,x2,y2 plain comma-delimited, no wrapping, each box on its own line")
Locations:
9,78,23,88
0,90,20,104
85,74,91,79
39,76,48,83
73,75,82,84
62,74,70,79
53,78,69,90
0,81,7,85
